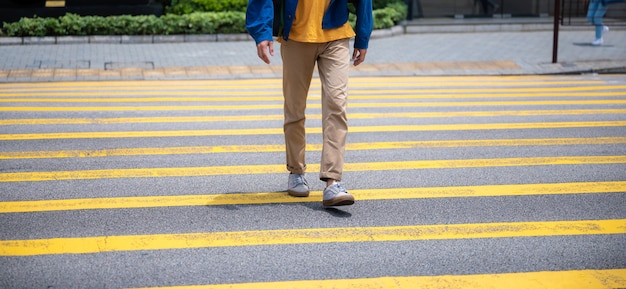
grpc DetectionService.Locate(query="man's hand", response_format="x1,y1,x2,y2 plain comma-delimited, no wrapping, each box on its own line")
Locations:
352,48,367,66
256,40,274,64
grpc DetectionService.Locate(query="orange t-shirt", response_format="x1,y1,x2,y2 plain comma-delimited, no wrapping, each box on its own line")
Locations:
287,0,355,43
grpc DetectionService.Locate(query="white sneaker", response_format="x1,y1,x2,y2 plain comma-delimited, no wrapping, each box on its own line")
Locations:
592,38,603,46
322,182,355,206
287,174,310,197
603,25,609,33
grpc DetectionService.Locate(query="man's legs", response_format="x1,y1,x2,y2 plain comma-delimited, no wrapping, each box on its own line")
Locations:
316,38,350,183
316,38,354,207
281,38,354,206
281,40,318,176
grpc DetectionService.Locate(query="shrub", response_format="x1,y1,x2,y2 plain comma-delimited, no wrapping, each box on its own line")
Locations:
350,0,407,29
373,0,404,10
3,17,57,36
166,0,248,14
384,2,408,24
123,14,166,35
59,13,87,35
160,12,246,34
1,12,248,36
210,11,246,34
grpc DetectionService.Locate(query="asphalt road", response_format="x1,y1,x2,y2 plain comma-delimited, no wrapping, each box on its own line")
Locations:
0,74,625,288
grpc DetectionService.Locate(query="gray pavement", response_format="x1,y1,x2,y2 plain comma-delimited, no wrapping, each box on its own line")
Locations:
1,72,625,288
0,18,625,81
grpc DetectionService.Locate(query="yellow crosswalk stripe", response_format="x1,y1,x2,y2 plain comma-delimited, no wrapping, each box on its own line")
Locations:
2,109,626,125
3,99,626,111
1,91,624,100
2,182,624,213
1,156,624,183
128,269,626,289
0,78,608,91
1,219,624,256
0,76,609,89
2,121,625,141
2,137,625,160
1,83,623,94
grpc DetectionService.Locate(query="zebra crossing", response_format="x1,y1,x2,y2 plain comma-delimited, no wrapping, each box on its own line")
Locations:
0,75,625,288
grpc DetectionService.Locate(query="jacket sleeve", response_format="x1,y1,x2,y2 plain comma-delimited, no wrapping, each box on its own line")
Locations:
246,0,275,44
353,0,373,49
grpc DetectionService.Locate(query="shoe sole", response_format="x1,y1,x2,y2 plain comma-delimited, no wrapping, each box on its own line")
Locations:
287,189,310,197
322,195,355,206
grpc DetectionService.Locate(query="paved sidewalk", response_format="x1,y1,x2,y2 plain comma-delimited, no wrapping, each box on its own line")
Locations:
0,19,625,82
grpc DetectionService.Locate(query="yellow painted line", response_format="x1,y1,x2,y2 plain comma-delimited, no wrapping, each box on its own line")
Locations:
0,81,617,92
0,90,624,99
0,75,610,89
351,91,626,98
0,115,284,125
3,109,626,125
342,100,626,109
0,156,624,183
128,269,626,289
0,80,607,92
0,79,283,88
2,137,625,160
0,104,286,112
0,76,618,96
1,181,624,213
1,219,624,256
3,100,626,111
0,91,284,98
1,121,625,141
1,86,615,96
0,85,283,92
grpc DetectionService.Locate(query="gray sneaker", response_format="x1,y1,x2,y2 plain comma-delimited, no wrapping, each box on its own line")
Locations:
287,174,310,197
322,182,355,206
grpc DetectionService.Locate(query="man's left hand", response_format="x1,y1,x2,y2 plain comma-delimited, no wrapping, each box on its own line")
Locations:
352,48,367,66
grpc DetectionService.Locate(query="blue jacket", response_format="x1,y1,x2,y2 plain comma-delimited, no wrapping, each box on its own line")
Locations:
246,0,373,49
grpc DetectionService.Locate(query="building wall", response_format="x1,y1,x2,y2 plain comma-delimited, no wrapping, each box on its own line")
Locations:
0,0,162,23
412,0,626,19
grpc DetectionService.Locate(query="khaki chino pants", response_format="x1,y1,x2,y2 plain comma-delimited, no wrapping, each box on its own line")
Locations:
280,38,350,181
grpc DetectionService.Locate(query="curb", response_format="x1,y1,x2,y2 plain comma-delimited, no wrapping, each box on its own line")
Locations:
1,60,625,83
0,28,403,45
0,33,255,46
2,18,607,46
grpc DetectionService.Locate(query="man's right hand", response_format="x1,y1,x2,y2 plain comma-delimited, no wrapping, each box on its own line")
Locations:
256,40,274,64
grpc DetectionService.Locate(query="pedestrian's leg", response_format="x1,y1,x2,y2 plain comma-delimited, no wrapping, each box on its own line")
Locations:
594,3,608,44
280,40,318,174
596,24,604,39
316,38,350,182
317,38,354,206
587,0,607,41
587,0,599,25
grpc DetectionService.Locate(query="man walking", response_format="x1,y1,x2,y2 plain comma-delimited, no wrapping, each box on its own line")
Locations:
246,0,373,206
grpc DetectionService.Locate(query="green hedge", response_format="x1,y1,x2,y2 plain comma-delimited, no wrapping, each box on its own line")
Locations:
165,0,393,14
373,2,408,29
349,0,407,29
1,12,246,36
166,0,248,14
1,1,407,37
